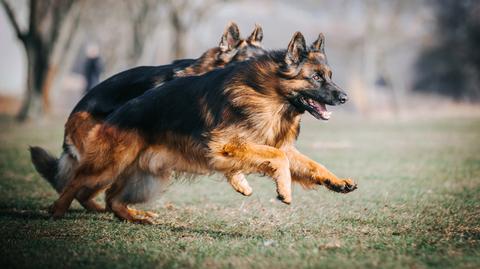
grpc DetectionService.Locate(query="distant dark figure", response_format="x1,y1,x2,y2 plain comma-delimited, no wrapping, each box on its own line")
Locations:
83,44,103,93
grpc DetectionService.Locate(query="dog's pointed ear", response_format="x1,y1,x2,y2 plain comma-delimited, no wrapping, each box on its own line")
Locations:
285,31,307,66
219,22,241,52
247,24,263,43
310,33,325,53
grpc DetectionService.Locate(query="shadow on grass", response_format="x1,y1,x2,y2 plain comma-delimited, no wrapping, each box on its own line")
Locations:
156,222,264,240
0,207,105,221
0,206,265,240
0,208,50,220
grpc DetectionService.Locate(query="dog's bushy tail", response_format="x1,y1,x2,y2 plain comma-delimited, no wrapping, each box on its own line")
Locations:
29,146,59,187
30,146,78,193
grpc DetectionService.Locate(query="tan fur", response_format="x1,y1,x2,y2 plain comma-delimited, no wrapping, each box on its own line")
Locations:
284,146,355,190
65,112,99,158
50,125,145,218
208,137,292,203
226,172,252,196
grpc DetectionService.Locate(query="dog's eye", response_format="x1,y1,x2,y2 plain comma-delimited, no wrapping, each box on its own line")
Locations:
312,74,322,81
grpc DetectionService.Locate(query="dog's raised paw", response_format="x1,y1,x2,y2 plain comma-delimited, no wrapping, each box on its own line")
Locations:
325,178,357,194
341,179,357,193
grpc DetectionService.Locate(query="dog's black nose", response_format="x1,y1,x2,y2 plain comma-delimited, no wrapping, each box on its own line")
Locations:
338,92,348,104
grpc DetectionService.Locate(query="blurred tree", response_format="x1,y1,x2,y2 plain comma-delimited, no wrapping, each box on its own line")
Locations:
124,0,163,66
413,0,480,101
345,0,421,116
1,0,82,121
167,0,220,59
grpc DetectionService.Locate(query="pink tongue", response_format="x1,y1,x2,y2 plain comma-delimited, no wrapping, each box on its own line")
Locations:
307,99,326,113
307,99,331,120
313,101,326,112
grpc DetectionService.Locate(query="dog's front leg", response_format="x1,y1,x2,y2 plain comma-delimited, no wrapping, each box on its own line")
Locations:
285,147,357,193
225,171,253,196
211,141,292,204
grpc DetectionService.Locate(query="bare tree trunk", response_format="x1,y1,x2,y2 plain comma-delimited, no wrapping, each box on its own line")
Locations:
127,3,149,66
17,49,35,121
41,65,58,114
170,10,186,59
1,0,77,121
130,22,144,65
167,0,216,60
123,0,163,66
48,1,84,109
17,40,50,121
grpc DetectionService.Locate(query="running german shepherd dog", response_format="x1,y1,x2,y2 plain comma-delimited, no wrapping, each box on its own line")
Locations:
37,31,356,224
30,22,265,212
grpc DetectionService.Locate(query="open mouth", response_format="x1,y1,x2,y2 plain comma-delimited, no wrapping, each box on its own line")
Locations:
300,96,332,120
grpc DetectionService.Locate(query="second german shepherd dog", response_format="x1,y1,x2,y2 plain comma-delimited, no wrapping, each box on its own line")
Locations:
30,22,265,212
44,31,357,223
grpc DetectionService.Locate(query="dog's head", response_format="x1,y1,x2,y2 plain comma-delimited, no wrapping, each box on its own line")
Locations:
230,24,265,62
208,22,266,67
279,32,348,120
176,22,265,77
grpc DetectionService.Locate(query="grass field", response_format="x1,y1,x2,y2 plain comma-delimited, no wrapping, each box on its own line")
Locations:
0,114,479,269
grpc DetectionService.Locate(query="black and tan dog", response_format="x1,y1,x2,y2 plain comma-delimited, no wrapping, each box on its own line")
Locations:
30,22,265,212
38,31,356,224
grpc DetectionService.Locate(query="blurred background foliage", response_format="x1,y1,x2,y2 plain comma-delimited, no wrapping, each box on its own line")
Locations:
414,0,480,102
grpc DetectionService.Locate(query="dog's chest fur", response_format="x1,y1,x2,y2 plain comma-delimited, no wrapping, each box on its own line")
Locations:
248,108,300,147
225,86,301,148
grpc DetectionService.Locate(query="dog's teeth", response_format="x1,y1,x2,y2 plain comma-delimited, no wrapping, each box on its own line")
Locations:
321,111,332,119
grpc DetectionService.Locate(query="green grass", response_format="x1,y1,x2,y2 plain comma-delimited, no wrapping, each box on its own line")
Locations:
0,114,479,269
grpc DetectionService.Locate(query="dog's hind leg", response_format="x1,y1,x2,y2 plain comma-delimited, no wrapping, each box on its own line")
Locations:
49,186,78,218
50,124,147,219
63,147,107,213
31,147,107,212
49,163,119,218
105,170,167,224
211,140,292,204
76,187,108,212
49,171,88,218
106,185,155,225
